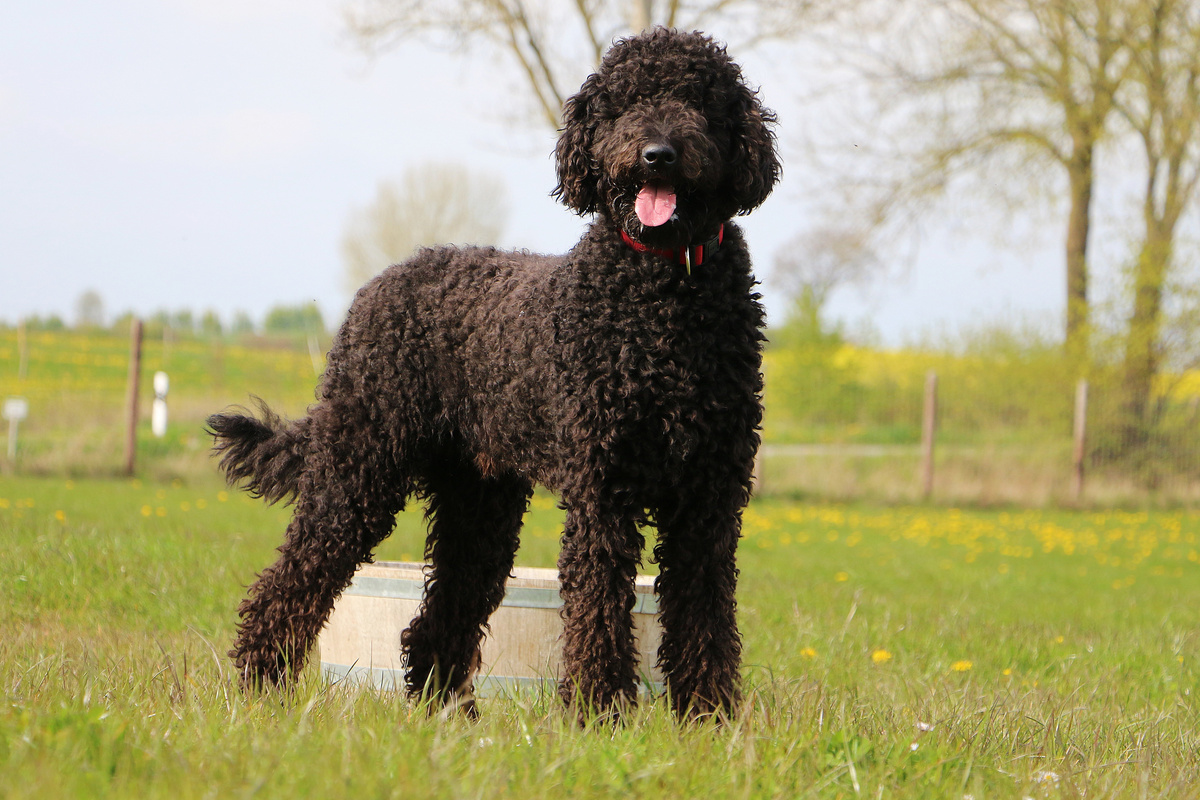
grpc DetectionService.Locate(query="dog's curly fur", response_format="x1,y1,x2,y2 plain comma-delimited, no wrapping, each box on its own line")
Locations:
208,28,779,721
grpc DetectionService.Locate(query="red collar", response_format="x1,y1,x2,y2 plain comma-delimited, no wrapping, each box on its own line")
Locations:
620,224,724,273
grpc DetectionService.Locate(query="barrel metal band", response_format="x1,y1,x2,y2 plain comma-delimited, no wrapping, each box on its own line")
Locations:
321,661,664,697
342,574,659,614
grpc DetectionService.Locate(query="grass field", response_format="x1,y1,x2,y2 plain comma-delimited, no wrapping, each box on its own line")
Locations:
3,474,1199,798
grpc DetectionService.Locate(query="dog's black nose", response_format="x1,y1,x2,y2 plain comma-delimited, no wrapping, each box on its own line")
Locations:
641,143,677,168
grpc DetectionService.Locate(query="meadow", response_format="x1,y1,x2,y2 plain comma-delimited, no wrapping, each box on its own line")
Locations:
3,473,1198,798
0,326,322,478
3,326,1200,796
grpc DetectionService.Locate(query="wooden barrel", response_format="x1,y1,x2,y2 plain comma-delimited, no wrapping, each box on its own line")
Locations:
318,561,663,696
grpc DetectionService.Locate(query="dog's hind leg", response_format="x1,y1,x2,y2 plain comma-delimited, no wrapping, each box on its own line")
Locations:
400,460,531,713
229,408,407,689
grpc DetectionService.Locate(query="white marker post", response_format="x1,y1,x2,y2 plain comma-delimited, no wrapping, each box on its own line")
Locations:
3,397,29,460
151,371,169,438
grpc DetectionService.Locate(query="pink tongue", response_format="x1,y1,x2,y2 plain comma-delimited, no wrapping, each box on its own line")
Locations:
635,184,677,227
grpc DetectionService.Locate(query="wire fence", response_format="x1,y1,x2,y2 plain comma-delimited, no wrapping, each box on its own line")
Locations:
0,326,323,479
758,346,1200,507
4,326,1199,506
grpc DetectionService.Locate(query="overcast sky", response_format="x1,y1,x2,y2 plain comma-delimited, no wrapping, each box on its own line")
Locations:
0,0,1070,344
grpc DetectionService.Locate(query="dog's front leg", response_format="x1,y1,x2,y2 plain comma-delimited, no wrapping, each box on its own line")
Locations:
653,491,745,721
556,494,645,723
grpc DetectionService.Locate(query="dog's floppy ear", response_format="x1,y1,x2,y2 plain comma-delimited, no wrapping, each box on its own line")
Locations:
553,73,603,215
726,83,780,215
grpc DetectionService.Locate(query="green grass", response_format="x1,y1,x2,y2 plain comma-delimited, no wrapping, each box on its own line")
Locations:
3,475,1199,797
0,327,321,477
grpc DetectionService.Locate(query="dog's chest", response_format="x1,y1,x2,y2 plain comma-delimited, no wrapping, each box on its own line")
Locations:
568,278,761,463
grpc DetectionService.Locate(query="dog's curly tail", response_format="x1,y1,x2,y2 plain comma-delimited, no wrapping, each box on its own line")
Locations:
207,399,307,504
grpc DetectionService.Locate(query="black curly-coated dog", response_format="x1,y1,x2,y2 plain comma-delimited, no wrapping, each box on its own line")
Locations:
208,27,778,721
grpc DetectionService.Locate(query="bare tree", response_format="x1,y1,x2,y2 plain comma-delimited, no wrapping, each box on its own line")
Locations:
342,162,509,292
826,0,1136,357
1116,0,1200,437
770,223,879,327
344,0,824,128
825,0,1200,449
74,289,105,329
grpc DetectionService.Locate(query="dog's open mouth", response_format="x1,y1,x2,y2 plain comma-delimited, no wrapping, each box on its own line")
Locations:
634,183,677,227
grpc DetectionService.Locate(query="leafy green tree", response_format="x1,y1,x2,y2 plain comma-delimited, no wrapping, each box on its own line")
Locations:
170,310,195,336
24,314,66,332
263,303,326,337
200,310,224,338
231,310,256,336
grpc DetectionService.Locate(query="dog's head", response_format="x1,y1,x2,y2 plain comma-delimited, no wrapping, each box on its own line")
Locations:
553,29,779,249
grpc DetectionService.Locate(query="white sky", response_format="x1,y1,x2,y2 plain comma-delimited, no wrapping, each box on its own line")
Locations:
0,0,1071,344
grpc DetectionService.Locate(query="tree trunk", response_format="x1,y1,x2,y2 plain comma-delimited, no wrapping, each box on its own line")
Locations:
630,0,653,30
1064,147,1094,364
1120,227,1172,447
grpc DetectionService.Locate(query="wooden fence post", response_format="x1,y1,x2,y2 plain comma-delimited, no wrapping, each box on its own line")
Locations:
17,319,28,380
123,318,143,477
920,371,938,501
1071,378,1088,503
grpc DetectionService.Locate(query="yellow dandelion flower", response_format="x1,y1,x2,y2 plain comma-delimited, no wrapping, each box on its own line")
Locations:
180,501,191,512
835,571,849,582
872,649,892,664
800,647,817,659
1003,668,1013,677
171,479,183,489
156,506,167,517
65,480,74,490
1054,635,1065,644
54,510,66,522
131,479,142,489
0,498,9,509
196,498,207,510
140,505,152,517
951,660,972,672
218,491,229,502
